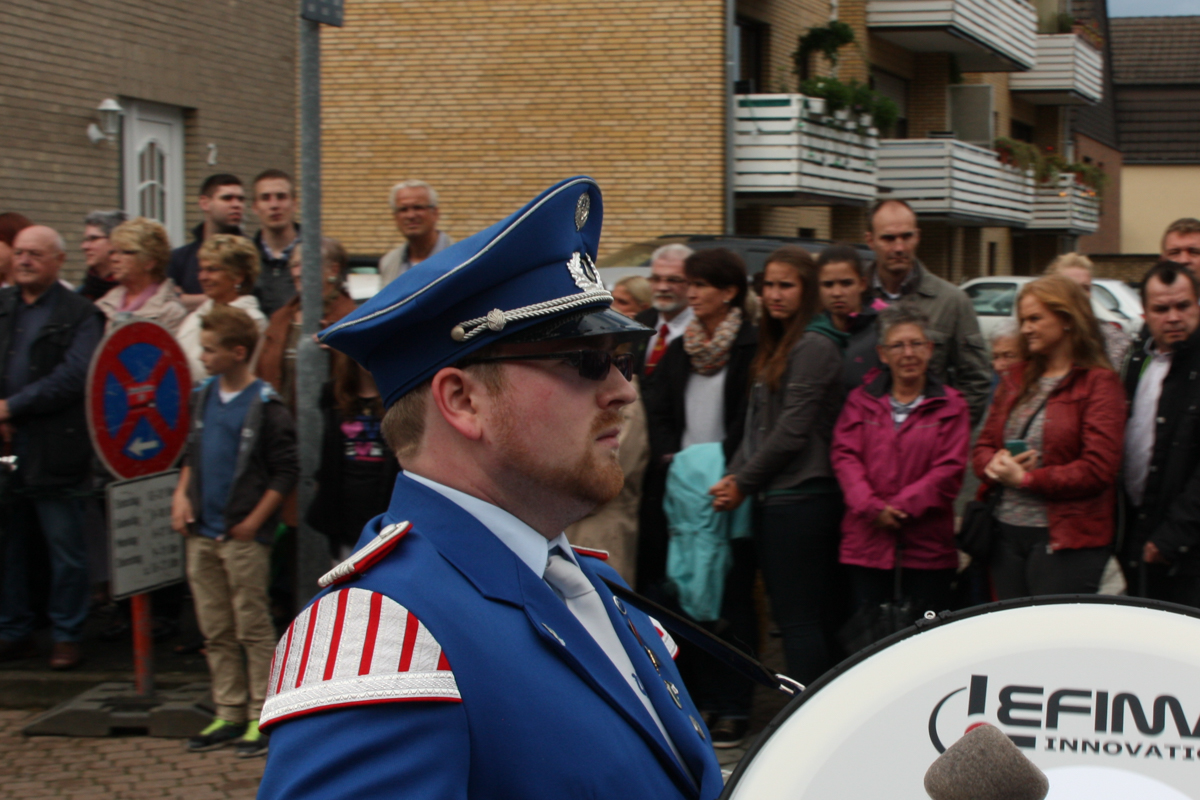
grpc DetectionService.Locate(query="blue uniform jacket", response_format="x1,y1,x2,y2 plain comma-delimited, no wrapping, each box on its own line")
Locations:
257,473,723,800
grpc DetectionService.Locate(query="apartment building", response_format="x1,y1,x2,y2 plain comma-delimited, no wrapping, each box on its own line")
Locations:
0,0,297,281
734,0,1119,279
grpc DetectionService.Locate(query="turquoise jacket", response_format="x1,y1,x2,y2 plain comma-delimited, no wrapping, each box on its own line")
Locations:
664,442,753,622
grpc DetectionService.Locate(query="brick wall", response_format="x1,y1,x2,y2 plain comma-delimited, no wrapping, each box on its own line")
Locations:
319,0,727,259
0,0,297,282
1074,133,1121,255
737,206,831,238
907,55,952,136
738,0,831,93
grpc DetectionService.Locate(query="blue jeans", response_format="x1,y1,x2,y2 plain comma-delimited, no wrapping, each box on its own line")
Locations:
0,492,90,642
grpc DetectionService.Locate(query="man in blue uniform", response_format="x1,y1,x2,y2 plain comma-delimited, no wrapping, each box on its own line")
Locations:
258,177,724,800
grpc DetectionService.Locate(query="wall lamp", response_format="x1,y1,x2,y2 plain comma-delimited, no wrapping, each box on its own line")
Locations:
86,98,124,145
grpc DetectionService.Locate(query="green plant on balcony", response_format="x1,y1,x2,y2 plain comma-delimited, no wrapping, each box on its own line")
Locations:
800,76,853,114
1064,162,1108,196
994,137,1041,172
794,21,856,80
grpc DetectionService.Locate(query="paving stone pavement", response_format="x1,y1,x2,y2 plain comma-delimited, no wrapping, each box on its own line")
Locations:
0,710,263,800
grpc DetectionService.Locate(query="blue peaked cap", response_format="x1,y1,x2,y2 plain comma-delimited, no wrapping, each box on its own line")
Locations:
320,176,651,407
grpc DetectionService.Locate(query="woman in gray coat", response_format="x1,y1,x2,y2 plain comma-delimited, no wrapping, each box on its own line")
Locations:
711,245,848,685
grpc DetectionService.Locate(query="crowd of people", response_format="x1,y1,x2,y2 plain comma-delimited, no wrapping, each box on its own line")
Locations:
566,207,1200,748
2,172,1200,758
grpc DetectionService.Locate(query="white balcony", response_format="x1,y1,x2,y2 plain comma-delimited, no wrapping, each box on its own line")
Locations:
733,94,878,205
867,0,1037,72
1029,174,1100,234
876,138,1033,226
1010,34,1103,105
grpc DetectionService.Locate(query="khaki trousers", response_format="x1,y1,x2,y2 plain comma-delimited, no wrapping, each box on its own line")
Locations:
185,536,275,723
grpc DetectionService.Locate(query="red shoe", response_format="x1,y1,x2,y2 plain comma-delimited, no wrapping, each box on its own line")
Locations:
49,642,82,670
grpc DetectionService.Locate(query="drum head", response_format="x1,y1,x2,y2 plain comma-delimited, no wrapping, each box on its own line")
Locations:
722,595,1200,800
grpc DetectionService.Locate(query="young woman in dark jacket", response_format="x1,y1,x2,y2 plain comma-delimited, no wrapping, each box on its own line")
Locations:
711,245,848,687
642,247,757,747
973,275,1125,598
307,351,400,560
816,243,880,392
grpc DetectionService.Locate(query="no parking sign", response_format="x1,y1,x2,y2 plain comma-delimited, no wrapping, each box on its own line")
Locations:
86,320,191,480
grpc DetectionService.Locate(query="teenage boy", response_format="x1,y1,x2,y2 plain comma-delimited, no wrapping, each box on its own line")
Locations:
171,304,298,757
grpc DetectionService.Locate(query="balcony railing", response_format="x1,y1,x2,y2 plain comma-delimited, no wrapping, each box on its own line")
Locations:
733,94,878,204
1010,34,1103,104
876,138,1033,226
867,0,1037,72
1029,174,1100,234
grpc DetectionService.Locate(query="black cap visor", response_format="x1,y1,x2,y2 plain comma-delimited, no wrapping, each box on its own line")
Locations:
502,307,653,346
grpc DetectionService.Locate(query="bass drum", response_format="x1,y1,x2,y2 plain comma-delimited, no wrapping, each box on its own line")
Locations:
721,595,1200,800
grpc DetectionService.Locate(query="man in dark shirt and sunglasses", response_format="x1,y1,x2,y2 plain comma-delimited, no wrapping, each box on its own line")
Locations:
258,177,723,800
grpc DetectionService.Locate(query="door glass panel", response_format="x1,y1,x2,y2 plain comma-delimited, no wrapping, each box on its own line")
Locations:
138,140,167,224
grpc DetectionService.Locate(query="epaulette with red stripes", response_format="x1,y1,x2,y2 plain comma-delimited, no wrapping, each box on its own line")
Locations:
260,587,459,730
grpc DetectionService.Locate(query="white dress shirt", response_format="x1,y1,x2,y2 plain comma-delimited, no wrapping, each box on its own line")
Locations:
646,307,694,358
1124,342,1173,506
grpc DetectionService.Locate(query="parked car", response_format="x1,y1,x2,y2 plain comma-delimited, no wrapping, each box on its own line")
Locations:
961,276,1136,343
1092,278,1144,336
595,235,875,288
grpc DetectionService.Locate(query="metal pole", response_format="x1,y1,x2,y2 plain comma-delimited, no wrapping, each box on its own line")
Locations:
295,15,330,610
724,0,737,235
130,593,154,696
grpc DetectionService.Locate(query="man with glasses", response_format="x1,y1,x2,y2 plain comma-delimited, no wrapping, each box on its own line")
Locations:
635,243,694,378
379,179,454,286
258,177,722,800
78,210,128,300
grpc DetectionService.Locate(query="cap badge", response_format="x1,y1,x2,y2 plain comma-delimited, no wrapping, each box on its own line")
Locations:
575,192,590,231
567,251,602,292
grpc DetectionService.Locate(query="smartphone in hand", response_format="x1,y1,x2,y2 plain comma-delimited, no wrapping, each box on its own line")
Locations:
1005,439,1028,456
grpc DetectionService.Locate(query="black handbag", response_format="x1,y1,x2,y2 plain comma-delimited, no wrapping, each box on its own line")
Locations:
837,538,915,654
955,394,1050,561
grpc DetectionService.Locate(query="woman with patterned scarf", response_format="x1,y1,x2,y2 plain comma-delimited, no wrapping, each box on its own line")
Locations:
643,247,758,749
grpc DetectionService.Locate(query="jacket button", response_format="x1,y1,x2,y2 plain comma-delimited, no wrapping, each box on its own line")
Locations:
1157,417,1166,424
1150,466,1157,472
690,715,706,740
1139,513,1147,520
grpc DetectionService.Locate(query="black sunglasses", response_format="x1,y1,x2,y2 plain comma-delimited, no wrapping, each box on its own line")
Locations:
460,350,634,381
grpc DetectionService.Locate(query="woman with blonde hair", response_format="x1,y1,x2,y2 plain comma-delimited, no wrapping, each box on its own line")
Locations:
1046,251,1130,368
972,274,1125,598
610,275,652,318
96,218,187,334
176,234,268,383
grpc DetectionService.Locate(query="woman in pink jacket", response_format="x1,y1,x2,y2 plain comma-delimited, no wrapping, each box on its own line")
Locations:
831,304,971,614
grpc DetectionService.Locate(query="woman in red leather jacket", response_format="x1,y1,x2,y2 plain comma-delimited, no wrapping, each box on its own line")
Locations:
972,275,1126,598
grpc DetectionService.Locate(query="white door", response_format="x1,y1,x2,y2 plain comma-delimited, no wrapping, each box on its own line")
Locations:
122,100,186,245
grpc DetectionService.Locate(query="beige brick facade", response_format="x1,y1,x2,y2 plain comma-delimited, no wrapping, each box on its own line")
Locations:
319,0,727,259
739,0,833,92
0,0,297,282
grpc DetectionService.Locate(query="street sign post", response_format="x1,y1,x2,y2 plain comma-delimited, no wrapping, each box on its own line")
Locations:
86,320,191,699
86,321,191,480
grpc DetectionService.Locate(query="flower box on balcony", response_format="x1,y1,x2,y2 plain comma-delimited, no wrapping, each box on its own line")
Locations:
1030,174,1100,234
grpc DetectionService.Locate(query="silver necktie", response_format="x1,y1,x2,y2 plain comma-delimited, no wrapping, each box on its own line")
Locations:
543,548,688,772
